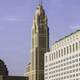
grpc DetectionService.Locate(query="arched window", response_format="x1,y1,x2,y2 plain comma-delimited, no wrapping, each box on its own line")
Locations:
67,46,69,54
54,52,55,59
46,56,47,63
79,41,80,49
73,44,75,52
76,42,78,51
59,50,60,57
64,48,66,55
49,54,51,61
70,45,71,53
56,51,58,58
52,53,53,60
61,49,63,56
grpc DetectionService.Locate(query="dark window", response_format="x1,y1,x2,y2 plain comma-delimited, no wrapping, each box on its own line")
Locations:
76,42,78,50
70,45,71,53
73,44,75,52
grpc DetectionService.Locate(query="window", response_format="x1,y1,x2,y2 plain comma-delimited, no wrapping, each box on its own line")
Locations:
59,50,60,57
46,56,47,63
76,42,78,51
73,44,75,52
64,48,66,55
67,46,69,54
49,54,51,61
61,49,63,56
56,51,58,58
70,45,71,53
54,52,55,59
79,41,80,49
52,53,53,60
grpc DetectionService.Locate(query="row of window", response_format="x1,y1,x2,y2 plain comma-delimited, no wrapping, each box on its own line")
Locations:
45,54,80,73
45,41,80,62
45,73,80,80
45,63,80,76
45,53,80,80
49,68,80,76
45,53,80,68
49,59,79,71
49,72,80,80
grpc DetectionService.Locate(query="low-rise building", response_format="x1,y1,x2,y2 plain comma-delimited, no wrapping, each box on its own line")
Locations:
0,75,28,80
0,59,28,80
24,63,32,80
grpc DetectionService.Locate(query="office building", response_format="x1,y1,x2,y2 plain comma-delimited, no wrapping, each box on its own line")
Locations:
31,4,49,80
25,3,49,80
44,30,80,80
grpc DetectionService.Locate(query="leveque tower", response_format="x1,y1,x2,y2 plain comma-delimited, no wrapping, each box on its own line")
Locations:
31,4,49,80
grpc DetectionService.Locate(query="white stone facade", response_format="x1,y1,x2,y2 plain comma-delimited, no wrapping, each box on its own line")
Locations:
44,30,80,80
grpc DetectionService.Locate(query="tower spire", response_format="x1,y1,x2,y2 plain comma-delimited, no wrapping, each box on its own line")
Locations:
39,0,43,6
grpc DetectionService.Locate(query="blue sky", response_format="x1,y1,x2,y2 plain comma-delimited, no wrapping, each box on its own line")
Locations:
0,0,80,76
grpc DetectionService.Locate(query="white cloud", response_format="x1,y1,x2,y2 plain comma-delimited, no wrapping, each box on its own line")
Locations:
70,25,80,31
0,16,26,22
6,16,17,21
5,16,23,21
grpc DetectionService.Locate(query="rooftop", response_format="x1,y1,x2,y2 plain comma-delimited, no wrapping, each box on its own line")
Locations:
53,30,80,45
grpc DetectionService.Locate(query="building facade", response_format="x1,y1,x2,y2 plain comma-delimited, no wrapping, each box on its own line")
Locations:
24,63,32,80
31,4,49,80
44,30,80,80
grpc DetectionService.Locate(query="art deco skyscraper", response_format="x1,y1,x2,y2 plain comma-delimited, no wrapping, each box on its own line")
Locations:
31,4,49,80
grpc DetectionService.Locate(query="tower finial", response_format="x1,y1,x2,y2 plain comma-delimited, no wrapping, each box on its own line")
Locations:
39,0,43,6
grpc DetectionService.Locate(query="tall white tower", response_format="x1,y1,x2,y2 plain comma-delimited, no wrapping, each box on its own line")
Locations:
31,3,49,80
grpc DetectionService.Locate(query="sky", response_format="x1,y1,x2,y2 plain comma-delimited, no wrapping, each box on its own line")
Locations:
0,0,80,76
